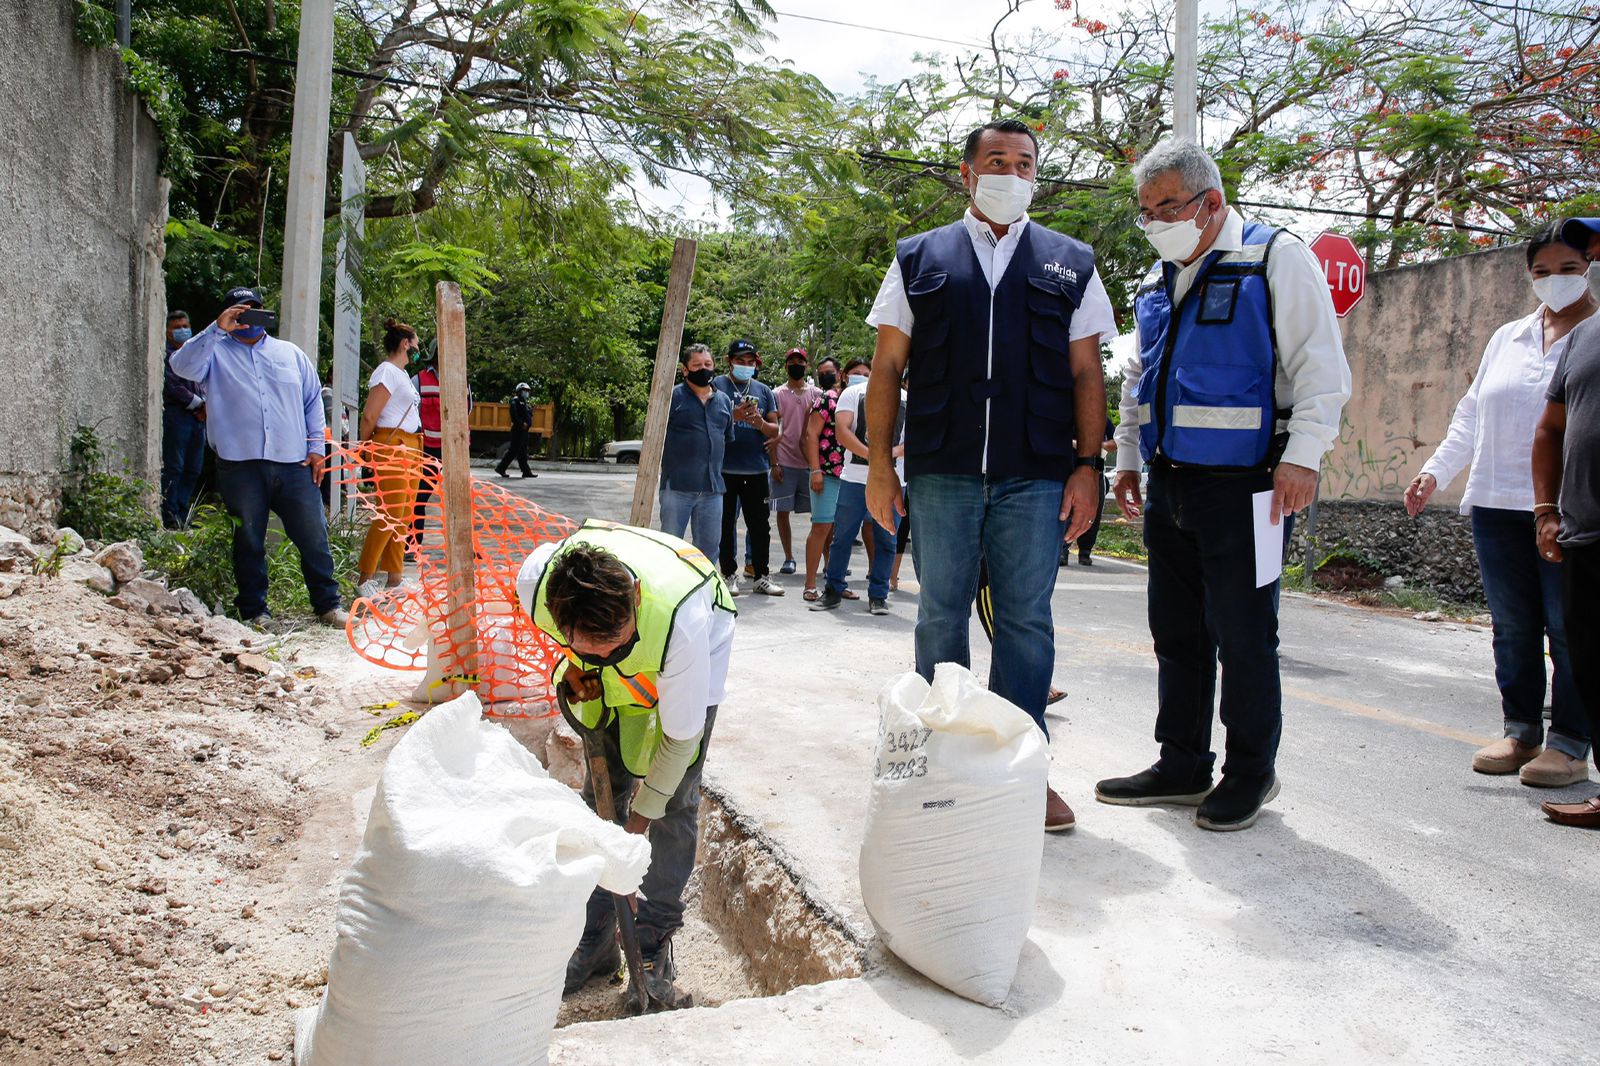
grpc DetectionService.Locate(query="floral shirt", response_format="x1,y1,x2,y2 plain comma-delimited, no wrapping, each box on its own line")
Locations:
810,388,845,477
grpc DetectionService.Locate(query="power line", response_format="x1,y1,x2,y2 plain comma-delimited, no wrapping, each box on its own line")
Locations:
768,8,1079,66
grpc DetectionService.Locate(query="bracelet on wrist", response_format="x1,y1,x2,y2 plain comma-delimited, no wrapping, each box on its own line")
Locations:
1533,502,1559,514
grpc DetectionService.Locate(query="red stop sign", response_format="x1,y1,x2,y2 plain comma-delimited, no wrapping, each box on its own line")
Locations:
1310,231,1366,318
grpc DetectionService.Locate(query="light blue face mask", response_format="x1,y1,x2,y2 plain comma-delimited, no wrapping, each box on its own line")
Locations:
170,327,192,344
848,373,869,387
731,364,757,383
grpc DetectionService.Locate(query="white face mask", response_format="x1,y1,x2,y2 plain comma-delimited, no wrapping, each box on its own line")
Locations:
1532,273,1591,313
1143,203,1212,263
972,174,1034,226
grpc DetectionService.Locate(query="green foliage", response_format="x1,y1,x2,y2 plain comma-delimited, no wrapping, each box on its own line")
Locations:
59,426,161,545
73,2,194,179
389,242,502,301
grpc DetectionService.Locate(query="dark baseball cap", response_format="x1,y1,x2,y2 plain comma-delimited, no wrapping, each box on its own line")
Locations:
222,286,264,307
1561,217,1600,253
727,339,758,359
784,346,809,361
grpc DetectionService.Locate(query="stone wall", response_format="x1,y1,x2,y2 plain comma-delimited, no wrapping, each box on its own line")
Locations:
0,0,168,528
1292,500,1483,607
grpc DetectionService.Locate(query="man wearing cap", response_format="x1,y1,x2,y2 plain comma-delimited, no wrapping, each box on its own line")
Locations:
1533,216,1600,828
769,347,822,575
713,340,783,596
160,309,206,528
169,288,347,628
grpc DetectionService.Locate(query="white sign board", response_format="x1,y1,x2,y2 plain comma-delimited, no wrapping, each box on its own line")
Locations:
329,132,366,518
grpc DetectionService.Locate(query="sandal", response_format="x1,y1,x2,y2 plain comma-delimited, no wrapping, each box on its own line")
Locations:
841,589,860,600
803,586,820,602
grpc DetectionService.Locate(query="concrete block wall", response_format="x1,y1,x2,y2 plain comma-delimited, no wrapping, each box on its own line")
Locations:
0,0,167,526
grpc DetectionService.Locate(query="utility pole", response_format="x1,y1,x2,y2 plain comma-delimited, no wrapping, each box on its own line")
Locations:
115,0,130,47
280,0,335,360
1173,0,1199,141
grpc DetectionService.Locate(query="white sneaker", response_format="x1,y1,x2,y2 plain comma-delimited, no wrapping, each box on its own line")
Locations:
752,576,785,596
725,573,741,597
356,578,386,601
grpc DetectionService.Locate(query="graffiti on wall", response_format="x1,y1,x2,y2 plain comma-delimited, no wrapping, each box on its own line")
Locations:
1320,414,1415,500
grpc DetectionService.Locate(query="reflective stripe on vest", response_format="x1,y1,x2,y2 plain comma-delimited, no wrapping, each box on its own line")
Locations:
1133,222,1284,469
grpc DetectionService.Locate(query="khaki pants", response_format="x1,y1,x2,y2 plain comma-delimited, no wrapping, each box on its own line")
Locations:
358,428,423,577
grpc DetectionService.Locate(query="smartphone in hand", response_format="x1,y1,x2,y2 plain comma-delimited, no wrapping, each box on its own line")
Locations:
238,308,278,331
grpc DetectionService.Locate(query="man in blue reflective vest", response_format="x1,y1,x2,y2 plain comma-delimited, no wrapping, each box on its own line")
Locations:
865,118,1118,833
1098,139,1351,831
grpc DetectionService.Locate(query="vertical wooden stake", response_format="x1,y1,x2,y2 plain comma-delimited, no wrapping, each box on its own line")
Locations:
629,238,698,529
436,282,478,686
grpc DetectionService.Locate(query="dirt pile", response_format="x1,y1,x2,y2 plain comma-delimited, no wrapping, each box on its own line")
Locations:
0,566,344,1064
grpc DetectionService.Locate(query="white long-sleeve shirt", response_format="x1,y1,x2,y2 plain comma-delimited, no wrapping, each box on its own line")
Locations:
516,542,733,742
1419,307,1581,513
1114,209,1352,473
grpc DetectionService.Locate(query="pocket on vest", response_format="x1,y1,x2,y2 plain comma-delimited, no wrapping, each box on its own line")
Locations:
1025,389,1075,457
1168,365,1269,464
911,317,951,385
1026,273,1080,318
1028,320,1074,389
904,385,949,455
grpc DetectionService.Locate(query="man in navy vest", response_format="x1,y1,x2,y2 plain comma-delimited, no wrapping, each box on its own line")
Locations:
1098,139,1351,832
864,119,1117,833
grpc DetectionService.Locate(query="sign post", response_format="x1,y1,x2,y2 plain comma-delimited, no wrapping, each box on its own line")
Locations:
1310,231,1367,318
330,132,365,518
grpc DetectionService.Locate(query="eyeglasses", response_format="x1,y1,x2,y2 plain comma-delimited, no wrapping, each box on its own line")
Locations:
1135,191,1206,229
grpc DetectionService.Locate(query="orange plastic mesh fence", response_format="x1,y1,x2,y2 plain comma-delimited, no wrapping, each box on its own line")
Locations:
331,442,576,717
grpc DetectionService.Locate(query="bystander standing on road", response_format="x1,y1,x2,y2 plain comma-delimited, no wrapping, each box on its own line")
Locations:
801,357,845,602
169,286,347,628
713,339,783,596
411,347,471,540
813,362,904,615
1098,139,1351,832
1531,216,1600,829
769,347,821,575
1068,417,1115,566
659,344,735,562
864,119,1114,832
160,309,206,528
497,383,537,479
354,318,425,598
1405,224,1595,788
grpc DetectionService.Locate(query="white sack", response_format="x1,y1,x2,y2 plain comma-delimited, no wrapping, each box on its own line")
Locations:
295,691,650,1066
409,609,544,704
859,663,1048,1006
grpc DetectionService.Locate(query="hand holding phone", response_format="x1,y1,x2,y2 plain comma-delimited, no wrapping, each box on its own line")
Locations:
238,308,278,331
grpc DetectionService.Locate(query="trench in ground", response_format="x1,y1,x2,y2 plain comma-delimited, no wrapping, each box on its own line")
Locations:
500,717,867,1026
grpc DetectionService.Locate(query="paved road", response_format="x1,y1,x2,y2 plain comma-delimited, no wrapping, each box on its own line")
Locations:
498,464,1600,1062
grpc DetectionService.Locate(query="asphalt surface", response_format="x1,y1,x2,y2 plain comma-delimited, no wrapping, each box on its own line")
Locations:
496,462,1600,1062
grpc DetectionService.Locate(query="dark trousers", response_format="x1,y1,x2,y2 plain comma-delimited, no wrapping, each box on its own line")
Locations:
1472,508,1586,756
1145,462,1284,781
497,427,533,476
1562,543,1600,772
160,407,207,527
412,445,443,537
214,458,343,619
720,472,771,579
1076,474,1109,556
580,706,718,948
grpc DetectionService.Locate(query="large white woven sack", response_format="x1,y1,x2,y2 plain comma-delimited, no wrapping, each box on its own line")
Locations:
294,691,650,1066
859,663,1048,1006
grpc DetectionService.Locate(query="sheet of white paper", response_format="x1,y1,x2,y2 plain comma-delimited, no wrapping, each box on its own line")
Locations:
1252,490,1283,588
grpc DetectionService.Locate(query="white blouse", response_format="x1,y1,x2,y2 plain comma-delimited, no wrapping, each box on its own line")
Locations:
1421,307,1582,513
368,360,421,433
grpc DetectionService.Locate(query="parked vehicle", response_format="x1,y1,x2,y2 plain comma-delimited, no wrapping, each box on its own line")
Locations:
603,439,642,464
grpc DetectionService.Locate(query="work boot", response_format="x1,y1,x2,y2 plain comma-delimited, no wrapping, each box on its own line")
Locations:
562,916,619,996
622,934,692,1014
316,606,349,627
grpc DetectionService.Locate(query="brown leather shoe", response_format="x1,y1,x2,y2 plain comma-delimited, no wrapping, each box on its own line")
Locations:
1472,737,1540,774
1520,748,1591,788
1541,794,1600,828
1045,787,1075,833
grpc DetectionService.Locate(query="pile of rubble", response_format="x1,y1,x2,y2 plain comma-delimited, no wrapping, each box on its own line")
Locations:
0,526,211,619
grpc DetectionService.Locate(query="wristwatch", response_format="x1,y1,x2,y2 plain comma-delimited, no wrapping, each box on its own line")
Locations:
1073,456,1104,472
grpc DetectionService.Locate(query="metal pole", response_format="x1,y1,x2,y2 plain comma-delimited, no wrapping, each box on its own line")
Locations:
1173,0,1199,141
280,0,335,359
115,0,130,47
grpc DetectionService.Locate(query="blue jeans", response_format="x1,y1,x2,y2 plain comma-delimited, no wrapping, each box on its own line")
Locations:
659,488,723,563
214,458,343,619
1145,462,1284,781
824,480,898,601
1472,507,1587,757
908,475,1065,735
160,407,207,527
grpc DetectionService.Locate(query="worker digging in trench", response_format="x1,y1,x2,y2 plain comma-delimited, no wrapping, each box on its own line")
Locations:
516,519,736,1012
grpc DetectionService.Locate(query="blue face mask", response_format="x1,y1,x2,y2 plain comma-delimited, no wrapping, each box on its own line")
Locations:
230,325,265,342
170,327,192,344
731,364,757,383
848,373,869,388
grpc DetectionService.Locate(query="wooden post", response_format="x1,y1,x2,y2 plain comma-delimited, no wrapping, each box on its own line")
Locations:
436,282,478,685
629,238,698,528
